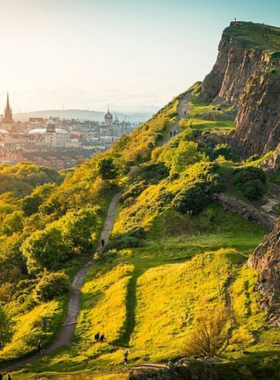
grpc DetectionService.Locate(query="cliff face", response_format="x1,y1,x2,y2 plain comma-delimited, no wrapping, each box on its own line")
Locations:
248,219,280,322
201,22,280,157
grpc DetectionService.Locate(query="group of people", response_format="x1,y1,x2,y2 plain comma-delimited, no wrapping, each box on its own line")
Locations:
0,374,12,380
94,332,105,343
169,130,178,138
94,332,129,365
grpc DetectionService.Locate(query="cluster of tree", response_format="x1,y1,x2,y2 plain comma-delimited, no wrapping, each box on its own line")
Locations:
0,162,63,197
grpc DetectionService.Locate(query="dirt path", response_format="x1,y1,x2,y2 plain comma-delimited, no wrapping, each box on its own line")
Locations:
1,192,121,372
160,93,192,146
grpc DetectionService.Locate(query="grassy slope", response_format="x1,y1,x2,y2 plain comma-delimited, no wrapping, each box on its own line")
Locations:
6,78,280,379
224,22,280,54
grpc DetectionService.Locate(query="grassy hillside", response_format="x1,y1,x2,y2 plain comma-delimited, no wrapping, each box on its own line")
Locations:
2,81,280,380
224,21,280,54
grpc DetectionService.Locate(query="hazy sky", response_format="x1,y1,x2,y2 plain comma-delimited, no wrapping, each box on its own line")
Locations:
1,0,280,113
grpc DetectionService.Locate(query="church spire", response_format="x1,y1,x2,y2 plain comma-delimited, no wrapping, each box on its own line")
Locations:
6,93,10,109
4,92,13,124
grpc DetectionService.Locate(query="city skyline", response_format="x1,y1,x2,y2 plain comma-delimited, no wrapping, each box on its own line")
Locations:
1,0,280,113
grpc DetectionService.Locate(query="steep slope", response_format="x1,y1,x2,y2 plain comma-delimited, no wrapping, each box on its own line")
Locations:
201,21,280,157
249,218,280,323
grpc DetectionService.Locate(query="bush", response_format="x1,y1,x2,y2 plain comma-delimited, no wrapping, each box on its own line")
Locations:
233,167,267,200
210,144,232,161
183,307,237,358
172,184,210,215
104,228,146,252
35,272,69,301
122,181,147,201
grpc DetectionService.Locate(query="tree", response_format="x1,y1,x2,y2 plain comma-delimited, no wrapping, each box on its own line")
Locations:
0,305,12,349
21,226,69,273
98,158,118,181
184,307,237,358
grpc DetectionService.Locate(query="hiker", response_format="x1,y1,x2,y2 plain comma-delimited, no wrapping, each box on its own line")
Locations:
37,339,44,355
99,333,105,343
94,332,100,342
0,372,2,380
123,350,129,365
101,239,105,248
173,130,176,137
169,131,172,138
7,375,12,380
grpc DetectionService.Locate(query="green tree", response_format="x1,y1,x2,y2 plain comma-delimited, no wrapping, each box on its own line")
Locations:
21,226,69,273
98,158,118,181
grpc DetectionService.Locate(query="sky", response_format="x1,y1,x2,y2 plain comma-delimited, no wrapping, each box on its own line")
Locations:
0,0,280,114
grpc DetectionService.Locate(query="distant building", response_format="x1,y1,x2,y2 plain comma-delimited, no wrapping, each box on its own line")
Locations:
3,93,13,124
104,108,113,126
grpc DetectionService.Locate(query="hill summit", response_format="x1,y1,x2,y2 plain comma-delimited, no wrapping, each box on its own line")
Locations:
201,21,280,159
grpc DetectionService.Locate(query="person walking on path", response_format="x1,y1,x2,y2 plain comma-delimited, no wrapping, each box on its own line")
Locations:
101,239,105,248
7,375,12,380
37,339,44,355
99,333,105,343
94,332,100,342
123,350,129,365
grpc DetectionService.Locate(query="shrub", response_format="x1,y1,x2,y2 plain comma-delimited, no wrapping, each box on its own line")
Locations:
210,144,232,161
183,307,237,358
233,167,267,200
104,228,146,252
35,272,69,301
172,184,210,215
122,181,147,201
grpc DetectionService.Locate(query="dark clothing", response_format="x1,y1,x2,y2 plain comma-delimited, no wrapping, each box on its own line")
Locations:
37,340,43,354
100,334,105,342
94,332,100,342
101,239,105,248
0,373,2,380
124,351,128,364
7,376,12,380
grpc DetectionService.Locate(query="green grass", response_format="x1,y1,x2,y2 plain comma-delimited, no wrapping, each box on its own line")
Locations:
224,22,280,54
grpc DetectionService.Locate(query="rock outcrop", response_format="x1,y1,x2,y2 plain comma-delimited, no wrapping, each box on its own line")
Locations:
248,218,280,322
128,359,268,380
212,193,275,232
201,21,280,157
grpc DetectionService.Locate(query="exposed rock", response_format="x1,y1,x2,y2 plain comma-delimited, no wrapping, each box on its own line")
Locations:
248,218,280,322
200,22,280,157
129,359,252,380
212,193,275,232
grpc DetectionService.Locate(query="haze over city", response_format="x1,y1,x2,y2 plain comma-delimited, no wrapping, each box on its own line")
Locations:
1,0,280,113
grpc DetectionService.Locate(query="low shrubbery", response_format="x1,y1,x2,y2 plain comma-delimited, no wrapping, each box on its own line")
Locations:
35,272,70,301
233,167,267,200
104,228,146,252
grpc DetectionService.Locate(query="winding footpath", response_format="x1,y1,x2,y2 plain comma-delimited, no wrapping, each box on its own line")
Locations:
1,95,193,373
1,192,121,373
160,93,191,146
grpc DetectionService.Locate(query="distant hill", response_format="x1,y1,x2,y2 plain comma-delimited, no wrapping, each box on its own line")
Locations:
13,109,155,122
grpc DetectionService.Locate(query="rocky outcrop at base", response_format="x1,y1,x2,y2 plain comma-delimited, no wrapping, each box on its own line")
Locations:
128,359,265,380
248,218,280,323
212,193,275,232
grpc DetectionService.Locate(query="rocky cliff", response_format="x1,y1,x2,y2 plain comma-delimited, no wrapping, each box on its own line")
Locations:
248,218,280,323
201,21,280,157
